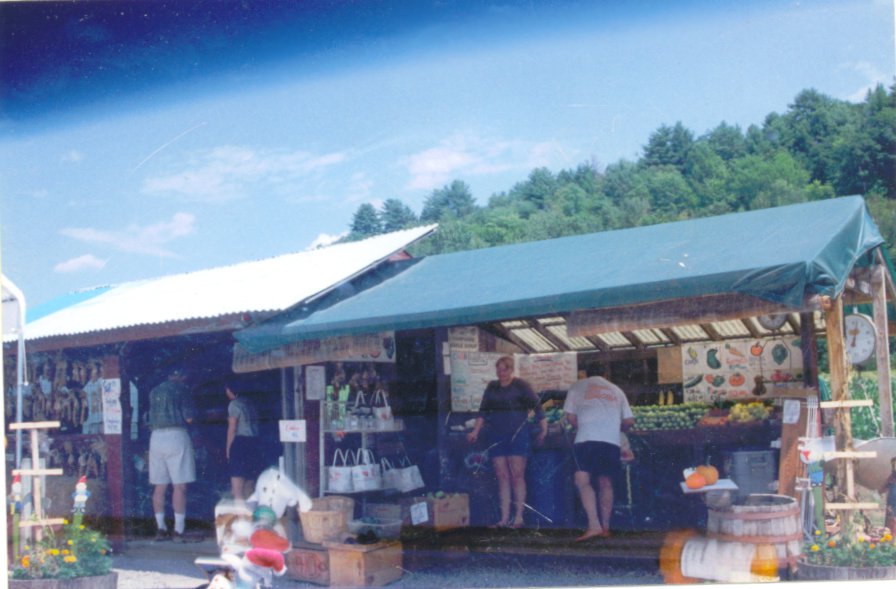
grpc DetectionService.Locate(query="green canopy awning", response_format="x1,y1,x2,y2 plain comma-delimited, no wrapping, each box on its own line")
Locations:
236,196,885,354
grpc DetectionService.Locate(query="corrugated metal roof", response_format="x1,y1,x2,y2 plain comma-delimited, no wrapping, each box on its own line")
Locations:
17,225,436,342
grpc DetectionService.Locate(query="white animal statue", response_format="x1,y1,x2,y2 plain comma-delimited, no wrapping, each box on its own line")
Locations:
248,467,313,517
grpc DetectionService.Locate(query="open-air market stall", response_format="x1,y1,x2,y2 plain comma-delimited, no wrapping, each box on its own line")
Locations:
2,226,437,553
234,197,895,553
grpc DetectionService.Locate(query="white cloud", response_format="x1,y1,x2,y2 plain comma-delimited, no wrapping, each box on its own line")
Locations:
61,150,83,163
54,254,106,274
60,212,196,258
844,61,889,102
345,172,375,203
306,232,347,250
403,132,573,191
142,145,348,202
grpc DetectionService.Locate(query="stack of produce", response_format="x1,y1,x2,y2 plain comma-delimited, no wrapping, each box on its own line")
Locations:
728,401,771,423
632,403,710,431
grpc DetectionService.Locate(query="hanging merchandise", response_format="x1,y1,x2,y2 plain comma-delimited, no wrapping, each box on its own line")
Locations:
381,457,400,490
394,456,425,493
351,448,383,491
327,448,355,493
372,389,394,431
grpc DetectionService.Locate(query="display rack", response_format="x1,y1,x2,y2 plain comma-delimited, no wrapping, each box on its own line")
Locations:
318,400,404,497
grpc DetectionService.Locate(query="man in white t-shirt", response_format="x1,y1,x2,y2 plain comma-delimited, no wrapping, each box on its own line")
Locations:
563,363,634,541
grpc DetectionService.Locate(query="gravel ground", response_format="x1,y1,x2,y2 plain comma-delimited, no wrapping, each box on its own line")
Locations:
113,537,664,589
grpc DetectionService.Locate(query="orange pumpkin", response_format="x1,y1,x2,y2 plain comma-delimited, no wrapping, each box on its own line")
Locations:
696,464,719,486
685,472,707,489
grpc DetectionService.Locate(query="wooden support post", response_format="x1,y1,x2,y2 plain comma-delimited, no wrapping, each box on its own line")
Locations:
872,261,894,437
823,297,854,501
101,355,125,551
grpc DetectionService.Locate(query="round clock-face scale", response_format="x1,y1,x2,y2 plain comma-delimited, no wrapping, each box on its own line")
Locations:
845,313,876,365
757,314,788,330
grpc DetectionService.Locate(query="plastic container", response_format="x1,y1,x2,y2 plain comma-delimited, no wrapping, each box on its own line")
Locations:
347,517,402,540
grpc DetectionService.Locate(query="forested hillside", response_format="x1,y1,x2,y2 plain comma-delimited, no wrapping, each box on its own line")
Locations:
345,84,896,258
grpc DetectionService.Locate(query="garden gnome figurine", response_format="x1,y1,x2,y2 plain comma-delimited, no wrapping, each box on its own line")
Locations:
72,475,90,513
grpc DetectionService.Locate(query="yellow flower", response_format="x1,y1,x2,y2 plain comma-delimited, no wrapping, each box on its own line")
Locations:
857,535,865,543
61,549,69,555
810,544,820,552
67,539,73,545
79,525,85,530
21,556,30,568
869,543,876,550
828,540,837,548
49,549,60,555
62,519,68,525
814,529,822,536
63,555,77,563
883,533,893,542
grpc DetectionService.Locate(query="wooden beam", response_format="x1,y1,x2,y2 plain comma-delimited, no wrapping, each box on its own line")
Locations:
825,503,882,511
568,293,818,337
526,319,571,352
819,400,874,409
872,260,894,437
824,295,854,501
699,323,723,341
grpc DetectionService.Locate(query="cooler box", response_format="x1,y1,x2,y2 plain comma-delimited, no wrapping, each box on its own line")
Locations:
725,450,776,498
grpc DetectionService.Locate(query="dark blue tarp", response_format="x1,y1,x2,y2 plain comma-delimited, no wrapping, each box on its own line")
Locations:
236,196,884,353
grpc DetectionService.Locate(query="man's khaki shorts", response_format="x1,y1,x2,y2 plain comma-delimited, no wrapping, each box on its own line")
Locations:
149,428,196,485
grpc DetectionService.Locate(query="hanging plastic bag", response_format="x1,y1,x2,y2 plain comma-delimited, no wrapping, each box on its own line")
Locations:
327,448,355,493
372,389,394,431
395,456,425,493
351,448,383,491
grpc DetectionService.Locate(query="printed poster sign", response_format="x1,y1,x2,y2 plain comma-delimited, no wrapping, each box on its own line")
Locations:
682,337,803,403
101,378,122,435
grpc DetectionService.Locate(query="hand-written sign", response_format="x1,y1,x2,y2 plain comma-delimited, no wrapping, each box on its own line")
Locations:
515,352,578,394
449,351,503,412
450,351,578,411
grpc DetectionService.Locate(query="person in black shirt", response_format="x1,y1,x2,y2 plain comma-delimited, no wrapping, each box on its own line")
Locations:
468,356,546,528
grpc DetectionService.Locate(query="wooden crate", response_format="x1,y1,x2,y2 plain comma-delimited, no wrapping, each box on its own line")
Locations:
324,540,403,587
285,542,330,585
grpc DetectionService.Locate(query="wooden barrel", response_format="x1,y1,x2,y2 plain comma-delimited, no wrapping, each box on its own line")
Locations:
706,493,803,570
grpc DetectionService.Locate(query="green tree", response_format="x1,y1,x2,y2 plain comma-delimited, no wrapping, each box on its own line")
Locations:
349,203,382,237
726,151,810,210
642,122,695,171
379,198,418,232
702,122,747,161
420,180,477,222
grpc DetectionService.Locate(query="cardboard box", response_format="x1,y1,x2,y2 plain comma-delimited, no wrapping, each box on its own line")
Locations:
285,543,330,585
368,494,470,531
411,494,470,531
324,540,402,587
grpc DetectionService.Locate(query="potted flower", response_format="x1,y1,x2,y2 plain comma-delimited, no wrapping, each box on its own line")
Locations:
9,520,115,588
799,529,896,580
8,476,116,589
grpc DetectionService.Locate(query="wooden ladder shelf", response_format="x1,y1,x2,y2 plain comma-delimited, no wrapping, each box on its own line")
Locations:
10,421,67,531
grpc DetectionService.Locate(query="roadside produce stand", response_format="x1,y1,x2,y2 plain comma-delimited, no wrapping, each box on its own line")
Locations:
232,197,895,581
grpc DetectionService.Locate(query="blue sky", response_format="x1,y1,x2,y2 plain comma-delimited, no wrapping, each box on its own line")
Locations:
1,0,893,309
